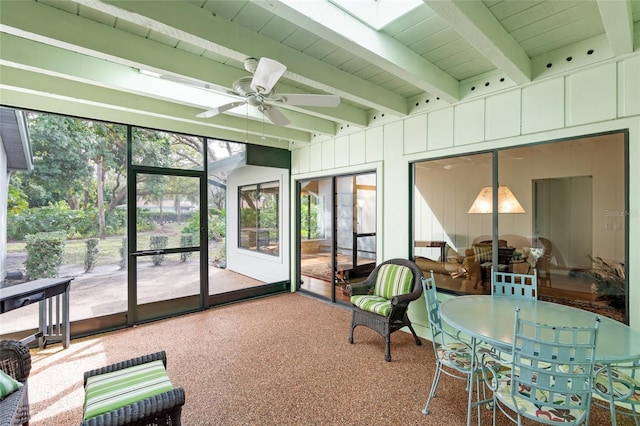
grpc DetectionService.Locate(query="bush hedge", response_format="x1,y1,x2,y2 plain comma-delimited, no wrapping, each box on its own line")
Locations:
84,238,100,272
7,202,126,240
25,232,66,279
150,235,168,265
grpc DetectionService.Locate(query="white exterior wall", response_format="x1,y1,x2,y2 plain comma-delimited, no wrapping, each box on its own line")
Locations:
290,55,640,332
227,165,290,283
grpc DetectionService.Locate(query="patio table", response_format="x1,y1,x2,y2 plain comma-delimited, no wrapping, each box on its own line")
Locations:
439,295,640,426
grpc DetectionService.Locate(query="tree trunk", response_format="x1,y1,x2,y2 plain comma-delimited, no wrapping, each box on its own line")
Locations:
96,156,107,239
107,187,127,213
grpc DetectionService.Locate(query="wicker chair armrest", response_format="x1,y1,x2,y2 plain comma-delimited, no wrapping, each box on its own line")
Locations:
345,281,372,296
83,351,167,385
0,339,31,382
391,291,420,306
80,387,185,426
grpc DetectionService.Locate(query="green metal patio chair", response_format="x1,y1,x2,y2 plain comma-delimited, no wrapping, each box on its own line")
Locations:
492,268,538,300
421,271,497,415
592,359,640,426
481,307,600,426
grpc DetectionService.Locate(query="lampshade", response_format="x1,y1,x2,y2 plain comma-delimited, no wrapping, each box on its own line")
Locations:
468,185,525,214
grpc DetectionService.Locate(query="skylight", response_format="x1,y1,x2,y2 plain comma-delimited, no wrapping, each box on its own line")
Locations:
328,0,422,30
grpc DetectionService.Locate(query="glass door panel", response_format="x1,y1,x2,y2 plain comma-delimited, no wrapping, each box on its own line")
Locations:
299,178,333,297
134,173,201,312
335,176,355,300
354,173,377,276
298,173,376,303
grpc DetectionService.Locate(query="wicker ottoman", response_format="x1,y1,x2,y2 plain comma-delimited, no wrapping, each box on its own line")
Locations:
81,351,185,426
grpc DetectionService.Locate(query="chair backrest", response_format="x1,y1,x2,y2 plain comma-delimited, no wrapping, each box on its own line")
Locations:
421,271,446,347
374,263,414,299
510,307,600,422
492,268,537,299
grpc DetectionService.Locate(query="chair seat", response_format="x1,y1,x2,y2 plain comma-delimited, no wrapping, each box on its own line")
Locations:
351,295,391,317
493,371,588,424
436,342,474,371
594,365,640,403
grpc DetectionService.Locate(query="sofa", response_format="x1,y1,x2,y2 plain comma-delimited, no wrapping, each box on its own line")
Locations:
414,255,478,293
0,339,31,426
415,235,553,294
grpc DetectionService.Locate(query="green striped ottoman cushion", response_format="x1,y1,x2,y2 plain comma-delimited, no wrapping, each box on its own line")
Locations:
374,264,413,300
83,360,174,420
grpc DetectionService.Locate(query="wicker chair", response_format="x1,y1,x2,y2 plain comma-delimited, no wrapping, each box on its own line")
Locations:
347,258,424,362
81,351,185,426
0,339,31,426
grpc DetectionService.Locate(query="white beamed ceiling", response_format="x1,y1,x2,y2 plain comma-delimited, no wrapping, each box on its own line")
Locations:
1,0,638,145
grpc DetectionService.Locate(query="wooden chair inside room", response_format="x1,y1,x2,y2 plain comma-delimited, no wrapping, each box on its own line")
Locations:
346,258,423,362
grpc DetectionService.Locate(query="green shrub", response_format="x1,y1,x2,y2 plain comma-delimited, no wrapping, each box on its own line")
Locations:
84,238,100,272
25,232,66,279
180,234,194,262
182,209,226,243
7,203,128,240
210,238,226,263
119,237,127,270
150,235,168,265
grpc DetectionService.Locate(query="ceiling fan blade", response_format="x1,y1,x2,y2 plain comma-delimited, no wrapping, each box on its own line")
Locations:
278,93,340,108
251,57,286,94
196,101,246,118
260,105,291,127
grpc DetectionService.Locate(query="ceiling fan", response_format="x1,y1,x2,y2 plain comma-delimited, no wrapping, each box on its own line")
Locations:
196,57,340,126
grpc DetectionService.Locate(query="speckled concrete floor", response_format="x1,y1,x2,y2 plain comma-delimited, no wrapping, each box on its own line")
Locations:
26,293,631,425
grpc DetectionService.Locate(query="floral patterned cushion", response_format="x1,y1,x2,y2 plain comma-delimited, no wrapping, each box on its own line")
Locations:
492,370,588,424
593,365,640,403
436,342,474,370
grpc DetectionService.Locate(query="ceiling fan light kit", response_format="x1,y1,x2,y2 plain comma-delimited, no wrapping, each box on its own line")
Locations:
197,57,340,127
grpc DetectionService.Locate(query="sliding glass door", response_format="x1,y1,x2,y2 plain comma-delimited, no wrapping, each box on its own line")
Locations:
298,172,376,303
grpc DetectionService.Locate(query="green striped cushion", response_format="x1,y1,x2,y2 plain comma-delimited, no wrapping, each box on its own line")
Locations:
83,360,174,420
351,295,392,316
0,369,23,399
374,264,413,300
473,246,492,263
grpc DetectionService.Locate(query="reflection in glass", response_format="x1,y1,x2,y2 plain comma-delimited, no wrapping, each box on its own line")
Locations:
413,133,627,322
